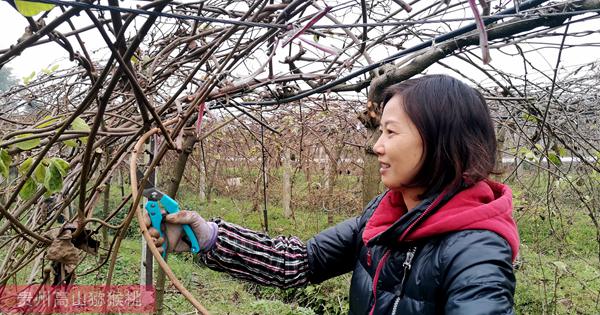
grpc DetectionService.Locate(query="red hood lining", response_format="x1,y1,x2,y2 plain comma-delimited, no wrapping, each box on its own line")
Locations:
362,180,520,261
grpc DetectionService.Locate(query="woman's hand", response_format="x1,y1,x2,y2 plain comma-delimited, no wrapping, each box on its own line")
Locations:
144,210,218,254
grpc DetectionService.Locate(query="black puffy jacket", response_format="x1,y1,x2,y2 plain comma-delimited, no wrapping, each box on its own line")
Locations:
306,182,517,315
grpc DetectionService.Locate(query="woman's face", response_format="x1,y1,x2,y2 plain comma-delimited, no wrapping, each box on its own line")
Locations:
373,95,424,190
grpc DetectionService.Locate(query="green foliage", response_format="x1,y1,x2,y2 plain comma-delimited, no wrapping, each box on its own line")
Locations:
19,157,46,183
18,156,33,174
14,134,40,150
41,64,59,75
44,158,69,193
18,177,37,200
522,112,539,122
17,157,39,199
64,116,90,147
21,71,36,85
15,157,69,199
556,146,568,157
36,116,61,129
52,157,69,176
516,147,536,161
547,152,562,166
13,0,55,17
0,148,11,178
44,160,60,192
33,162,46,182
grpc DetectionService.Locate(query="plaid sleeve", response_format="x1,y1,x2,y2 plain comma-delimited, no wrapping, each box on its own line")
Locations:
198,219,309,288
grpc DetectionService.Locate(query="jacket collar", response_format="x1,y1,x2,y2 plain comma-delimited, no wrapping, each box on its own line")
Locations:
362,180,519,261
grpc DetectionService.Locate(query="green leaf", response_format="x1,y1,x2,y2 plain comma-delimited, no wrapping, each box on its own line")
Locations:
44,163,63,193
14,134,40,151
51,158,69,177
0,149,11,167
557,146,568,157
0,160,7,179
0,149,10,179
517,147,529,156
534,144,543,152
41,64,59,75
63,139,78,147
34,163,46,183
548,152,562,166
524,151,536,161
522,112,538,122
70,117,90,144
19,157,33,175
22,71,36,85
19,178,37,200
36,116,60,129
14,0,55,17
71,117,90,131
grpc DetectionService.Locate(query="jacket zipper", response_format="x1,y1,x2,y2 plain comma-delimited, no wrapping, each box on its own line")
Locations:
391,297,401,315
368,250,391,315
367,189,448,314
391,246,417,315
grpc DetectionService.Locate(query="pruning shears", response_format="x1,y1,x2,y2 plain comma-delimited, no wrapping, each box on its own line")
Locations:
138,170,200,256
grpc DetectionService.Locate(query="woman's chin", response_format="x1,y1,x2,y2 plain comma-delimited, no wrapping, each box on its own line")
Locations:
382,181,403,191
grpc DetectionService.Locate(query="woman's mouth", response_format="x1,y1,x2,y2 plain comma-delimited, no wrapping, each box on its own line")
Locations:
379,162,390,174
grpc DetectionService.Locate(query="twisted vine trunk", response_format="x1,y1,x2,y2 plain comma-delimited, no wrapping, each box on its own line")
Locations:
155,135,198,315
361,131,382,207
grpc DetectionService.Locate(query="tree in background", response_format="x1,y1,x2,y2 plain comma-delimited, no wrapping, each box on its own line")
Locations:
0,67,17,92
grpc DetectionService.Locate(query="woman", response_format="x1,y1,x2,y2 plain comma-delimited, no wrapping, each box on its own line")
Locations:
148,74,519,314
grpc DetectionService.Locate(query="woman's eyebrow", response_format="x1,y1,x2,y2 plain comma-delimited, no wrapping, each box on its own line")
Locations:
382,120,400,127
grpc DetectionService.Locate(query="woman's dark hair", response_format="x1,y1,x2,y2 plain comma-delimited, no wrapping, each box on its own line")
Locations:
381,74,497,198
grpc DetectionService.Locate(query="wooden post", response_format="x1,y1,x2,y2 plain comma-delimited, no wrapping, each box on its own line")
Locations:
282,147,292,218
140,137,155,288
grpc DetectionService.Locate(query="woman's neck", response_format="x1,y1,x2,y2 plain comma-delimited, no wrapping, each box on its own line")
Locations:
401,187,425,211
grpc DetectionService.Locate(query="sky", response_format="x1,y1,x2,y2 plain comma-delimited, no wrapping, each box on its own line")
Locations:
1,1,599,87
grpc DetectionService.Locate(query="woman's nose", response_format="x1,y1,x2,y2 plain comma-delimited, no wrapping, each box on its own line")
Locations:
372,135,384,155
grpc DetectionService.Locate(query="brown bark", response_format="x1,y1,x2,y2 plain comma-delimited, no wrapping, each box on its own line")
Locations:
361,130,382,207
155,135,198,315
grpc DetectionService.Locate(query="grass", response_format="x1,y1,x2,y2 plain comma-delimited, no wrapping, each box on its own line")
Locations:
67,164,355,314
514,245,600,314
77,194,350,315
509,172,600,314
